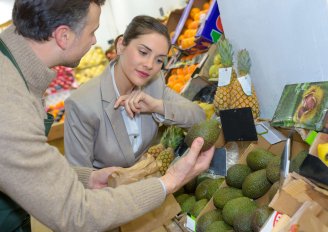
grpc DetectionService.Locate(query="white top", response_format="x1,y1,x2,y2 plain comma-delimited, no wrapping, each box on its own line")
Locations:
111,65,142,154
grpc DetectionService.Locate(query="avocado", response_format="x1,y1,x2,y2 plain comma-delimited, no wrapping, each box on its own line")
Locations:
176,193,191,206
226,164,252,189
196,209,222,232
206,178,225,200
268,181,280,202
184,177,197,193
181,195,196,213
242,169,272,199
289,150,308,174
173,187,185,197
185,119,221,151
251,205,273,232
213,187,243,209
222,197,257,226
266,155,281,183
191,199,208,217
247,148,275,171
233,212,253,232
195,178,212,200
205,220,233,232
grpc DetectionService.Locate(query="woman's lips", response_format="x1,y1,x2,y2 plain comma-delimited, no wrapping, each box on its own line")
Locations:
136,70,150,78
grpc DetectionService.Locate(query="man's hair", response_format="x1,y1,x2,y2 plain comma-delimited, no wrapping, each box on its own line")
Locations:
122,15,171,50
12,0,105,41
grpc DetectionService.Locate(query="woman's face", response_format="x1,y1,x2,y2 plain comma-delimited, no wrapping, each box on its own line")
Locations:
117,32,169,87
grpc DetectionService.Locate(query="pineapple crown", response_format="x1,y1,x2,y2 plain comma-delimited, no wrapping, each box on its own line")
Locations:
237,49,251,76
217,38,234,68
160,126,185,150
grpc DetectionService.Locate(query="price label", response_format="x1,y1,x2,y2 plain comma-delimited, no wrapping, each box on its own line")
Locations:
218,67,232,86
185,214,196,232
238,74,252,96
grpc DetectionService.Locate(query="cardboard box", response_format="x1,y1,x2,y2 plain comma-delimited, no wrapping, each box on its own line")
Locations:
269,172,328,217
195,0,224,44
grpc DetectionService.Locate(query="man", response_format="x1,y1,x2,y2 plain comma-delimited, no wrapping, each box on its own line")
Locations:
0,1,214,231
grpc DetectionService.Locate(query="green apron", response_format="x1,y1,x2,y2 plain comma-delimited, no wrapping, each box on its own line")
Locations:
0,39,54,232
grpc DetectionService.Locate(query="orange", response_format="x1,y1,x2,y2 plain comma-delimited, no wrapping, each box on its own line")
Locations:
177,35,185,45
176,68,184,76
202,2,210,10
167,74,178,84
185,18,193,28
172,83,184,93
190,8,200,20
188,20,200,29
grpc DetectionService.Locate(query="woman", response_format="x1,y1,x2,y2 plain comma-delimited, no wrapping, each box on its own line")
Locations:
64,15,205,169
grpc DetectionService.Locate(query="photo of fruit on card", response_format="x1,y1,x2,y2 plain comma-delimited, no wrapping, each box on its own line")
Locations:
271,81,328,131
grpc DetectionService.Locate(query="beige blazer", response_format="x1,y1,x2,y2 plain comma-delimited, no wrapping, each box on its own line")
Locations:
64,62,205,169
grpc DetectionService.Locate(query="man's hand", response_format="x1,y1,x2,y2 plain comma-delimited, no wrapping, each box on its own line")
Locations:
114,90,164,118
160,137,214,194
88,167,119,189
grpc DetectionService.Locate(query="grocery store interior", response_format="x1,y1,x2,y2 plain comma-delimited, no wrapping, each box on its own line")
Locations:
1,0,328,231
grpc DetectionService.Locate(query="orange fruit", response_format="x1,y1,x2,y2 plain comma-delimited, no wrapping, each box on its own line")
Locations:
185,18,193,28
202,3,210,10
167,74,178,84
190,8,200,20
188,20,200,29
172,83,184,93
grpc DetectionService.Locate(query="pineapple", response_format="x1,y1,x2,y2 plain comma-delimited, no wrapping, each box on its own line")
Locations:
156,147,175,175
147,144,164,158
230,49,260,119
213,38,236,114
155,126,184,175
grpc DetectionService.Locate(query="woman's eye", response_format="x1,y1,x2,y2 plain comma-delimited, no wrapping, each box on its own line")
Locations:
139,50,147,55
156,59,164,64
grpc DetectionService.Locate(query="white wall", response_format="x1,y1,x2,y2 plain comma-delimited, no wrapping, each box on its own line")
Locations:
0,0,14,23
218,0,328,118
109,0,186,34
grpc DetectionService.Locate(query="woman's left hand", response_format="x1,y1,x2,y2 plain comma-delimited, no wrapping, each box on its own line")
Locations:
114,90,164,118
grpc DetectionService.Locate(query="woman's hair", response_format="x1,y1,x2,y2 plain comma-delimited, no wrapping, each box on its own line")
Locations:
121,15,171,50
12,0,105,41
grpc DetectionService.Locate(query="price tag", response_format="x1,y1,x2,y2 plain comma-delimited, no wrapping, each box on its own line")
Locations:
185,214,196,232
238,74,252,96
218,67,232,86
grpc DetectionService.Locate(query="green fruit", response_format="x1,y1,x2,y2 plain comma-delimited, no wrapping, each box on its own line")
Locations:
191,199,208,217
233,212,253,232
185,119,221,152
184,177,197,193
196,209,222,232
222,197,257,226
226,164,252,189
268,181,280,202
289,150,308,174
246,148,275,171
242,169,272,199
205,220,232,232
173,187,185,197
176,194,191,206
206,178,224,200
251,205,273,232
209,64,219,79
195,179,212,200
181,195,196,213
213,187,243,209
266,156,281,183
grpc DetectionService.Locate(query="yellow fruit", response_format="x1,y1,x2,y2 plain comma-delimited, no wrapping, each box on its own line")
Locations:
156,147,175,175
147,144,165,158
318,143,328,166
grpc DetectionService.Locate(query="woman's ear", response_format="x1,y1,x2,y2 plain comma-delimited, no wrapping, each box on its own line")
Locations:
115,36,125,55
52,25,74,50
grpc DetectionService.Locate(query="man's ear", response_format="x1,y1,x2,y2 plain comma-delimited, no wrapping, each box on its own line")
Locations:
52,25,74,50
115,36,125,55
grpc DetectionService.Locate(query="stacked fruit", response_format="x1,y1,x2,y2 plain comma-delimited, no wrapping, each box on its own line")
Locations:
176,2,211,50
47,66,76,94
195,147,308,232
174,176,224,218
74,46,108,84
167,64,197,93
213,38,260,119
208,52,223,80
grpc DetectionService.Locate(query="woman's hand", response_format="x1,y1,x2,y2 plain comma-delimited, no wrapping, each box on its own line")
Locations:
88,166,120,189
114,90,164,118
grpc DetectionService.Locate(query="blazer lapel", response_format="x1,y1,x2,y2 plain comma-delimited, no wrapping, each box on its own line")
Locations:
100,63,135,167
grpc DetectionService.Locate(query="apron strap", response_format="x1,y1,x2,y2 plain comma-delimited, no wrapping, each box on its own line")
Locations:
0,38,29,91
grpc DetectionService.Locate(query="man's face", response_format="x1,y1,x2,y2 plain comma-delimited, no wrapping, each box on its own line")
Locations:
63,3,100,67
